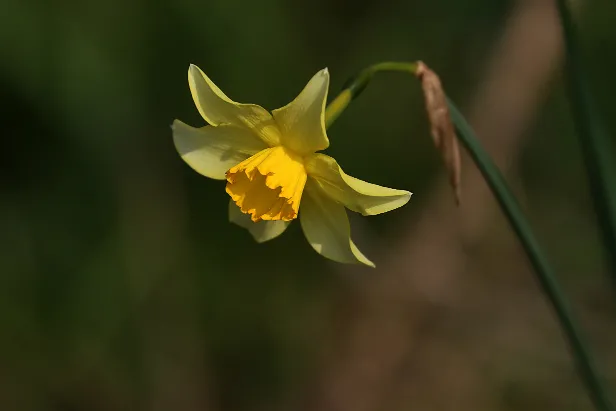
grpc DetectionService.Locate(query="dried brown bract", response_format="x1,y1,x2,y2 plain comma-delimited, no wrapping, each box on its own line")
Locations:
415,61,462,204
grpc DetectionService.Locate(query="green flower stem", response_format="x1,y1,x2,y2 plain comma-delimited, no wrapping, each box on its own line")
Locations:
325,62,418,128
555,0,616,285
325,63,614,411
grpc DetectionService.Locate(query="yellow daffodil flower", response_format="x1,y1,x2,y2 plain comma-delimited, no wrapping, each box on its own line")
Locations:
172,64,411,266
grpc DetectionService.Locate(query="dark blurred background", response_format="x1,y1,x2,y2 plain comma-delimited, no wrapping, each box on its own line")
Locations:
2,0,616,410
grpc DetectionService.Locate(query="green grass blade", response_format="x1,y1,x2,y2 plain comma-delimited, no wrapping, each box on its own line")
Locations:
555,0,616,284
448,100,614,411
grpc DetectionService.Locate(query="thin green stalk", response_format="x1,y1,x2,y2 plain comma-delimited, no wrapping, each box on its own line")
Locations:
325,62,418,128
555,0,616,283
448,101,614,411
325,63,614,411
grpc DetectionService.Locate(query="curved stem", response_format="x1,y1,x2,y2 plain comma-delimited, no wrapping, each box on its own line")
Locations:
325,62,418,128
325,63,614,411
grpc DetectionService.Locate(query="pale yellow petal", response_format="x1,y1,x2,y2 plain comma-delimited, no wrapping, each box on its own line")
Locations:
305,154,411,215
188,64,281,146
272,68,330,155
299,181,374,267
228,200,290,242
172,120,268,180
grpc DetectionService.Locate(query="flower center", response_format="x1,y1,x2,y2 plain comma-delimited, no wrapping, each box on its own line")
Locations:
226,147,307,222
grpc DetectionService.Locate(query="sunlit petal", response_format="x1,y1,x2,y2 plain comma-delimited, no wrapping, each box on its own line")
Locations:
272,68,330,155
188,64,281,146
299,181,374,267
172,120,267,180
305,154,411,215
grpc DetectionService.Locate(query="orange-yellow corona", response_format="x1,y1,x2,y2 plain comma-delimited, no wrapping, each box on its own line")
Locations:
173,65,411,266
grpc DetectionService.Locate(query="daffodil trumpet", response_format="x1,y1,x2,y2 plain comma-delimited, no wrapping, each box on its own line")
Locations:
173,65,411,267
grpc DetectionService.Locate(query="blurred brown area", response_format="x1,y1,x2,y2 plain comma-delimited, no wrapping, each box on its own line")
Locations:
1,0,616,410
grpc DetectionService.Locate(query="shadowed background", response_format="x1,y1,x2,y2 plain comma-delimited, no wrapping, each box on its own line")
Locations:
2,0,616,410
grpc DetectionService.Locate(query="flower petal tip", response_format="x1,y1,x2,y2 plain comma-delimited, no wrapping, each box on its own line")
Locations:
399,191,413,208
188,64,203,81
